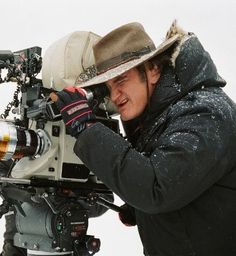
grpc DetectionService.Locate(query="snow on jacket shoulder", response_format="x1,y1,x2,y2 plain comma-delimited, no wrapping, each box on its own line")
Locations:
74,86,236,214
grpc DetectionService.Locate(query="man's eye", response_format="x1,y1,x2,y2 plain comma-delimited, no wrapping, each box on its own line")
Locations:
117,77,127,85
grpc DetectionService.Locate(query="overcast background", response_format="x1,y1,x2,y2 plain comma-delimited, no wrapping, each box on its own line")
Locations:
0,0,235,255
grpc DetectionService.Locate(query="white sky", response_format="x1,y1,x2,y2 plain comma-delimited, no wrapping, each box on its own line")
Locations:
0,0,235,255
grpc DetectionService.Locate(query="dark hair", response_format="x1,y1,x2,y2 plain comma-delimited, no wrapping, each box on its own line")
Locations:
136,48,173,82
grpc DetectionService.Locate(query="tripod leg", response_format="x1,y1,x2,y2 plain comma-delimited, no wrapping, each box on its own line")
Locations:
1,211,27,256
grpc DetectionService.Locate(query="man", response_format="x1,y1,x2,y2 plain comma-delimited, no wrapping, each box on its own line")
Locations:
55,21,236,256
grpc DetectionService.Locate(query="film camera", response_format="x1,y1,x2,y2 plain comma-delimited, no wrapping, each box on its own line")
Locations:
0,32,120,256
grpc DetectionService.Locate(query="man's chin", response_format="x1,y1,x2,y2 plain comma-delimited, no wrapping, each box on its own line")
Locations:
120,113,137,122
120,113,129,122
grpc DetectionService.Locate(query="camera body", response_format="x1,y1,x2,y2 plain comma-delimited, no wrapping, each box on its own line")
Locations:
0,32,118,256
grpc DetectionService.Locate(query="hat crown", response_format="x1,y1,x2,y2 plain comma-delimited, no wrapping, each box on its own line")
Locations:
93,22,156,74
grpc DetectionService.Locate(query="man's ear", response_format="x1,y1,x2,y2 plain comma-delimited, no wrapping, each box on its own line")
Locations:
149,64,161,85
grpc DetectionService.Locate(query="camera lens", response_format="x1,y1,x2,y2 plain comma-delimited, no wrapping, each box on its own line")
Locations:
0,120,50,160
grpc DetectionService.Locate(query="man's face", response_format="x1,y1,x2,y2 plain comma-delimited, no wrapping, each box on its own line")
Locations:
106,66,160,121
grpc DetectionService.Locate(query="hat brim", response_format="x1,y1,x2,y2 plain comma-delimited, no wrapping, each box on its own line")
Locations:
75,34,180,88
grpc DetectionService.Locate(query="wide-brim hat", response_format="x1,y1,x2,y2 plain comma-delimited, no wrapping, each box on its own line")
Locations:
75,22,180,87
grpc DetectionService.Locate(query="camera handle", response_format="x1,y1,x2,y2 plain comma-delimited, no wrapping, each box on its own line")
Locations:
86,192,121,213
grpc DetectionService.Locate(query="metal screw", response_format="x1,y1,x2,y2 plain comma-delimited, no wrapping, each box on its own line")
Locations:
55,247,61,252
42,192,48,198
33,244,39,250
22,242,27,247
66,211,72,217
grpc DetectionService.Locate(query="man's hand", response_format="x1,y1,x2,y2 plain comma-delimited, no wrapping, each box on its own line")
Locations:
119,204,136,227
54,86,96,137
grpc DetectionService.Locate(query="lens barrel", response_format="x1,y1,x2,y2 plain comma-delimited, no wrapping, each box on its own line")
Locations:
0,120,50,160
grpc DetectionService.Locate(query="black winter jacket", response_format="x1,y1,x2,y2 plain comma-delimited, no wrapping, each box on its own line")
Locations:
74,34,236,255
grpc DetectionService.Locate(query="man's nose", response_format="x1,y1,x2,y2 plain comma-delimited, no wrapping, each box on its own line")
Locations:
110,87,121,103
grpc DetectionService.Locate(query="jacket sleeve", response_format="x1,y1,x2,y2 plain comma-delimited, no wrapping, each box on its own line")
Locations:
73,101,235,214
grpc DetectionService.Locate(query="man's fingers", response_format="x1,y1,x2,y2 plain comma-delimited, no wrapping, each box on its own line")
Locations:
50,92,58,102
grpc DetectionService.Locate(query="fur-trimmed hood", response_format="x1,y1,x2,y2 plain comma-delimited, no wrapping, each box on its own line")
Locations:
150,22,226,116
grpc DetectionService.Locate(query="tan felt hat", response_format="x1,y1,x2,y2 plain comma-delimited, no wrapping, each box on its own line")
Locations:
76,22,180,87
